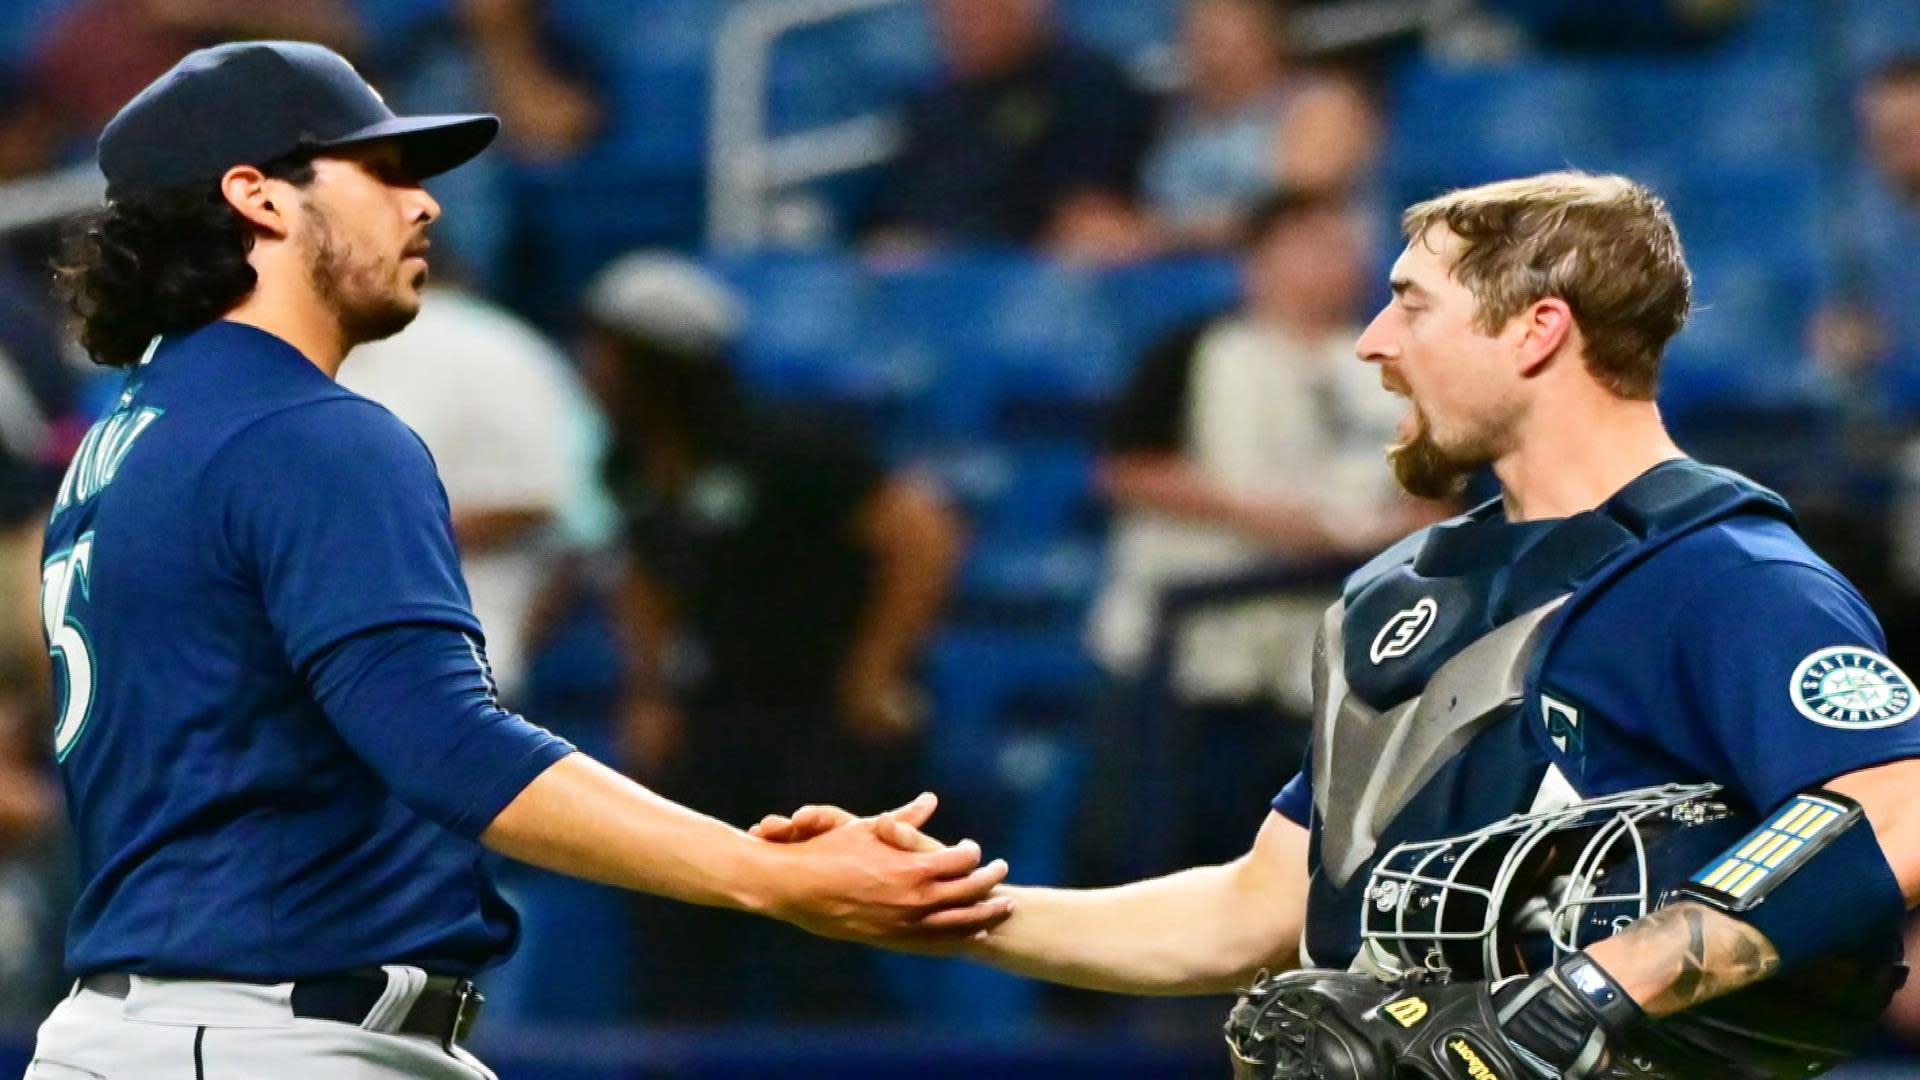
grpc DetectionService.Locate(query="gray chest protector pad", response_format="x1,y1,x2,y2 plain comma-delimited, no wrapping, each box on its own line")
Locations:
1309,461,1792,889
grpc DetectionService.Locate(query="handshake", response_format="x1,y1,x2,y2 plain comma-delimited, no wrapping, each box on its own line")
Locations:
741,792,1015,948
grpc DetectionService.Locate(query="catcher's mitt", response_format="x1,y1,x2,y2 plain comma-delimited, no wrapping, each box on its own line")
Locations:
1223,969,1406,1080
1225,969,1553,1080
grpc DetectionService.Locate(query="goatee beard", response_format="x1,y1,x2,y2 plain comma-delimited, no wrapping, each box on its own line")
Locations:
1388,409,1474,500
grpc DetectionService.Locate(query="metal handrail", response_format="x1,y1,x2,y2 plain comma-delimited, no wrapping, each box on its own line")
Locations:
0,165,104,236
707,0,913,250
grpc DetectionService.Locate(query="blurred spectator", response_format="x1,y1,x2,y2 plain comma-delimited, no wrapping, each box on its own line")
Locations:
867,0,1155,262
1811,56,1920,664
1078,189,1439,882
580,253,961,1020
29,0,364,144
1815,55,1920,391
338,283,593,704
0,148,88,1019
1141,0,1379,250
365,0,603,296
1476,0,1755,53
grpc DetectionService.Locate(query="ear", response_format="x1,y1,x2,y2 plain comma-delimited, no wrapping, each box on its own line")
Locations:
1512,296,1575,378
218,165,292,239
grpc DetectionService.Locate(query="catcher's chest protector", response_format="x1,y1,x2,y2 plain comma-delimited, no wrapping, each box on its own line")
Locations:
1302,461,1790,970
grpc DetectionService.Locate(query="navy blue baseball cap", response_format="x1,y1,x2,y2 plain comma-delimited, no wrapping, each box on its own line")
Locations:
98,41,499,200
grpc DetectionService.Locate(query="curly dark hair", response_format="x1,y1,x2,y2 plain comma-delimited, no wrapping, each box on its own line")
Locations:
53,157,315,368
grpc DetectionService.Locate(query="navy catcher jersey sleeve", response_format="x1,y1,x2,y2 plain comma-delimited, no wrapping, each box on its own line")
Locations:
1272,755,1313,826
205,397,482,668
1669,558,1920,809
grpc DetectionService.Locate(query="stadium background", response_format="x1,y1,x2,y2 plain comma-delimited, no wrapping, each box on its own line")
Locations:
0,0,1917,1075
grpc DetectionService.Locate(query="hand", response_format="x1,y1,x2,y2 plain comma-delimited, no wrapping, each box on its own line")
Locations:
756,793,1012,944
751,793,944,854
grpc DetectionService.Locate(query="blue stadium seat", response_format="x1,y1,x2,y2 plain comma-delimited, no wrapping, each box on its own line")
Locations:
850,2,941,94
1388,61,1620,190
1664,165,1824,268
1099,257,1240,367
1056,0,1182,61
712,252,869,367
1842,0,1920,74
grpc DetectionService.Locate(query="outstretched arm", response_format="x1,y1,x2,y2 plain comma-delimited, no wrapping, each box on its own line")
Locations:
757,806,1310,994
486,759,1012,942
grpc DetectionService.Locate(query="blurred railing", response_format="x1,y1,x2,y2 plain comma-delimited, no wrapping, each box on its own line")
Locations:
707,0,912,250
0,165,102,236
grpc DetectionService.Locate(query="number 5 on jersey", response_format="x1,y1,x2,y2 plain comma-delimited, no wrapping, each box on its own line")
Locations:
42,533,96,761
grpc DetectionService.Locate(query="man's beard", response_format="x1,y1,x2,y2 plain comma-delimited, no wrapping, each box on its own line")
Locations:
303,201,420,347
1388,404,1488,500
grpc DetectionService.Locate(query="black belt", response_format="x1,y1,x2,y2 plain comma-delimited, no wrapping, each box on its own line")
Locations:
80,971,483,1049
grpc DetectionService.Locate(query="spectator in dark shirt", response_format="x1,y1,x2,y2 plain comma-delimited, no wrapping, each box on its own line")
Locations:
579,253,965,1020
868,0,1156,262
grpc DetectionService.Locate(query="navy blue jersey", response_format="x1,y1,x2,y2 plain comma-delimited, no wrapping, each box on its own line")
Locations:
43,321,571,979
1273,506,1920,827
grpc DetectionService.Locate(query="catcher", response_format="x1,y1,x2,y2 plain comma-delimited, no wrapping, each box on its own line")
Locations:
756,172,1920,1078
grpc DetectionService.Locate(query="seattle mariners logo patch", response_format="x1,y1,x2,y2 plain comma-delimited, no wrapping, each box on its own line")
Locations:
1791,646,1918,729
1370,597,1438,664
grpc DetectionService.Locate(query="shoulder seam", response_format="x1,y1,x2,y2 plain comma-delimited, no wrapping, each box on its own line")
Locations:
189,396,417,583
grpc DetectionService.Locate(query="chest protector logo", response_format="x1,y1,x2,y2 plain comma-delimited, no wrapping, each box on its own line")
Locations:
1369,597,1437,664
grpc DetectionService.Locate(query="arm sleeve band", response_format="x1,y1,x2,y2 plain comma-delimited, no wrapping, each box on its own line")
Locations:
306,621,576,839
1677,789,1905,970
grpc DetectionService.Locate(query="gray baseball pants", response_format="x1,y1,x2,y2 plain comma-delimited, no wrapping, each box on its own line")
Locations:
23,969,496,1079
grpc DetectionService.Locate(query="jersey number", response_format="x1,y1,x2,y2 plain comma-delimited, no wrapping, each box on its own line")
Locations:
41,534,95,761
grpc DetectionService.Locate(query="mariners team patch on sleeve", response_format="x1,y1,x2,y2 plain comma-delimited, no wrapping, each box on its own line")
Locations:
1790,646,1918,730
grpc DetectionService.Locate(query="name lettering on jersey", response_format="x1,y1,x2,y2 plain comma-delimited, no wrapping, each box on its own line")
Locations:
1790,646,1917,730
1542,694,1583,758
1370,597,1438,664
53,406,164,514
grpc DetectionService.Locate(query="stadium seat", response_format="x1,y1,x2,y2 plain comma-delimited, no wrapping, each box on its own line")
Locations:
1098,257,1240,369
1388,61,1620,190
1055,0,1182,62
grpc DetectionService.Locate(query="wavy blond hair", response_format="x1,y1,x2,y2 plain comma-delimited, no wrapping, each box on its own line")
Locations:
1402,171,1691,400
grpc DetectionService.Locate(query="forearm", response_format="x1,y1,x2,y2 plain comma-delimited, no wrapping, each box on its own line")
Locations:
968,862,1299,995
481,752,775,913
617,568,679,697
1584,901,1779,1018
451,506,551,554
849,481,961,675
1591,763,1920,1018
1097,456,1337,555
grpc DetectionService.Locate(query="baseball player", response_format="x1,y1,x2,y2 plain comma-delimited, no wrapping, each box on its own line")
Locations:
27,41,1008,1080
758,172,1920,1078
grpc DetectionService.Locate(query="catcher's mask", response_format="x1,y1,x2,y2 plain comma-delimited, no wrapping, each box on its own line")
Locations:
1359,782,1733,983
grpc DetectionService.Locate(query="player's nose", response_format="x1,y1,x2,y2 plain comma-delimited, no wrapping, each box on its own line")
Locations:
1354,305,1396,365
409,186,442,227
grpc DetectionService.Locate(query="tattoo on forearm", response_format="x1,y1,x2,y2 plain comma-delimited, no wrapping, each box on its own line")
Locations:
1615,902,1780,1017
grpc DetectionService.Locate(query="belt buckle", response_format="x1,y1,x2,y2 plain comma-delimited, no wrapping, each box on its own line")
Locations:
444,982,483,1051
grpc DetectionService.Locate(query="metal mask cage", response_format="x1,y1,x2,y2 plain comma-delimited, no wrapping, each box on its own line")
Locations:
1360,782,1725,982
